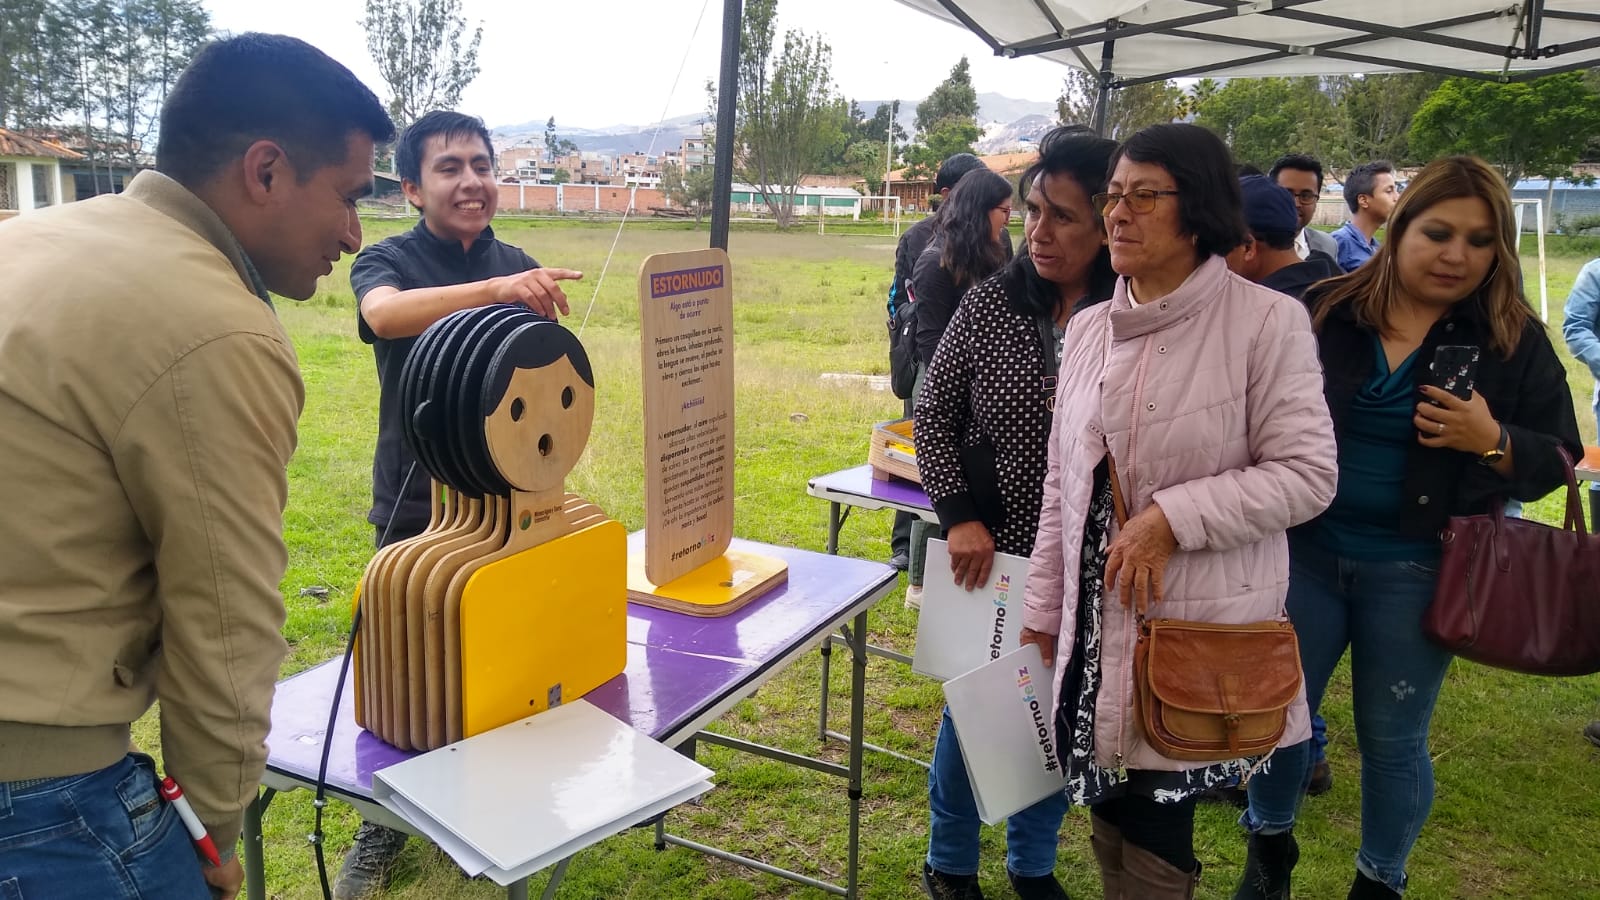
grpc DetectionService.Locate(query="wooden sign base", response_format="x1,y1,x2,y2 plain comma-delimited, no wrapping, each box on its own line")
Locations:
626,547,788,618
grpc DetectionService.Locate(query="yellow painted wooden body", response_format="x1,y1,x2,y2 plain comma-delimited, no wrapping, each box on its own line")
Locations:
459,517,628,738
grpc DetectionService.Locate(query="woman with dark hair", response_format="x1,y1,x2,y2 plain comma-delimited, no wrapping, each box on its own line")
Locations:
903,165,1018,609
913,126,1117,900
1233,156,1580,900
1017,122,1338,899
911,166,1017,365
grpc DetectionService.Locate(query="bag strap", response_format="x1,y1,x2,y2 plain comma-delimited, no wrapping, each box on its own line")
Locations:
1557,445,1587,536
1100,319,1129,530
1106,449,1129,529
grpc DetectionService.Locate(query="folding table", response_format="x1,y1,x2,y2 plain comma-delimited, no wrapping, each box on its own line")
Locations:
243,535,895,899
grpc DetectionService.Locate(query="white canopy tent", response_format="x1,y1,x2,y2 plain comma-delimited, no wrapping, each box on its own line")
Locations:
886,1,1600,132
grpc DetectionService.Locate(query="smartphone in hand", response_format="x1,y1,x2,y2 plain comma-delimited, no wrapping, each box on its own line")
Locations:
1423,344,1480,401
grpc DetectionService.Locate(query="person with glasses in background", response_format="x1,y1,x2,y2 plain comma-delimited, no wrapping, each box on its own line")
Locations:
1270,154,1340,264
1018,123,1336,899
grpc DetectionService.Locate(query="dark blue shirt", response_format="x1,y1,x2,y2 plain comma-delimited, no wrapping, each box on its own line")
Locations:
351,221,539,534
1304,334,1441,561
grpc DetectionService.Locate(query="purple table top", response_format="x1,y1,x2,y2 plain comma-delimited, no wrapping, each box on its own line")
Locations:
263,536,894,800
807,464,931,512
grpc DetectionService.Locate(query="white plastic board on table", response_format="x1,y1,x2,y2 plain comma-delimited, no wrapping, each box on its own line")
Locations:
373,700,713,885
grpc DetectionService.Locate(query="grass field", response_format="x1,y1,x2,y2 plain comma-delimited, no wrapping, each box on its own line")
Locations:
138,217,1600,899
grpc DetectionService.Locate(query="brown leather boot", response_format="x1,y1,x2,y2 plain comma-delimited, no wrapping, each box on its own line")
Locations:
1123,842,1201,899
1090,816,1124,899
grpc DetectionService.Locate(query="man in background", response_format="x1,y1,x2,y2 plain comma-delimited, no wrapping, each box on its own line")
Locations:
1331,160,1398,272
0,34,393,900
1226,175,1342,299
1270,153,1339,262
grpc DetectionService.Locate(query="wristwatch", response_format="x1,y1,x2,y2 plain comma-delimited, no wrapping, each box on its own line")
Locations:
1478,424,1509,466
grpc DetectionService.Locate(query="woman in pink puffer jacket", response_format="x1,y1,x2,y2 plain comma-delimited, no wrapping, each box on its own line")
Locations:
1018,123,1338,899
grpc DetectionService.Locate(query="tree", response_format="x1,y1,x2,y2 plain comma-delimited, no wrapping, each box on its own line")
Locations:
363,0,482,129
1319,73,1443,174
900,118,980,181
862,99,906,147
1192,76,1333,171
914,57,978,135
1056,69,1182,140
661,160,714,224
551,167,570,185
543,116,578,161
0,0,77,131
845,140,886,195
1409,72,1600,186
900,60,981,182
733,0,847,228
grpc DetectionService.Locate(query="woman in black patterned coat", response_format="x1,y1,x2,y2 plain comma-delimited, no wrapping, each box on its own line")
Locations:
913,127,1118,900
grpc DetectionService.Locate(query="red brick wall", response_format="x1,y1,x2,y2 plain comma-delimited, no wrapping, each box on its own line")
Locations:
497,183,668,213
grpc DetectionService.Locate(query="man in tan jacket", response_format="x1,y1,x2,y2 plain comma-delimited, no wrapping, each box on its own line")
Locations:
0,34,393,900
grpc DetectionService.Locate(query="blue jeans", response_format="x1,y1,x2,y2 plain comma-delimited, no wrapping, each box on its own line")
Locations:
928,707,1068,877
1244,538,1453,892
0,754,212,900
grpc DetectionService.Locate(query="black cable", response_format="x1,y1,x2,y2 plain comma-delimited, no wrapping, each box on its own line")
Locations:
311,460,419,900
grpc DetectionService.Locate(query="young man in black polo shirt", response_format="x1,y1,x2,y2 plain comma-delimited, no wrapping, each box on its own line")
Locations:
338,109,579,898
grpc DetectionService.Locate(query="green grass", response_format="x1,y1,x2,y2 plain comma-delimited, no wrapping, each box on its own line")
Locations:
138,220,1600,898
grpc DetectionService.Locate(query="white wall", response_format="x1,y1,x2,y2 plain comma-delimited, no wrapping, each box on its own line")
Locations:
3,158,64,213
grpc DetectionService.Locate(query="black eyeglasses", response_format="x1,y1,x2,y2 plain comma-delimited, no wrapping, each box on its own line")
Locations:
1288,190,1320,205
1092,189,1179,216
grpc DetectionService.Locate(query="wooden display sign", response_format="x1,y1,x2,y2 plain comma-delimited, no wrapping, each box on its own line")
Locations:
637,249,737,586
351,306,626,751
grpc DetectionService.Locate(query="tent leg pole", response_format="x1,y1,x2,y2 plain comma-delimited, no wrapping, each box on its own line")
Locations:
1091,39,1115,137
710,0,743,252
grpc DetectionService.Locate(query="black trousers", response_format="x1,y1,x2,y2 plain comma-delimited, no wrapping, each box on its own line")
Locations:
1090,774,1199,873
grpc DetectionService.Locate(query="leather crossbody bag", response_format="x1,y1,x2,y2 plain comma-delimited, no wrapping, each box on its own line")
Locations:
1105,452,1303,761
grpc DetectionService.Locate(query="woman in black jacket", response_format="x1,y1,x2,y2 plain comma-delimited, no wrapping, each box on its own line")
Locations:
1234,156,1582,900
911,167,1017,366
913,126,1117,900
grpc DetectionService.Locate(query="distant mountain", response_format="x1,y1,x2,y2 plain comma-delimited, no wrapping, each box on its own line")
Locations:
858,92,1057,135
976,113,1058,155
975,92,1058,126
488,91,1059,159
490,112,707,156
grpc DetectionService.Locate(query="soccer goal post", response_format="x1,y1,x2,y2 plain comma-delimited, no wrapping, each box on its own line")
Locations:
856,195,902,237
1512,198,1549,321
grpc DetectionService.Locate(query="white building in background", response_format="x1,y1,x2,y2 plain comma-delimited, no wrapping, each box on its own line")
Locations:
0,129,81,217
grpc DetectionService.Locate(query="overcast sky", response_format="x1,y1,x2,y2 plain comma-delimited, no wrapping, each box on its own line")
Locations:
206,0,1069,130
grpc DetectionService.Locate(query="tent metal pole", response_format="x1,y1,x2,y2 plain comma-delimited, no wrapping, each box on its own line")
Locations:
710,0,742,252
1090,39,1115,137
